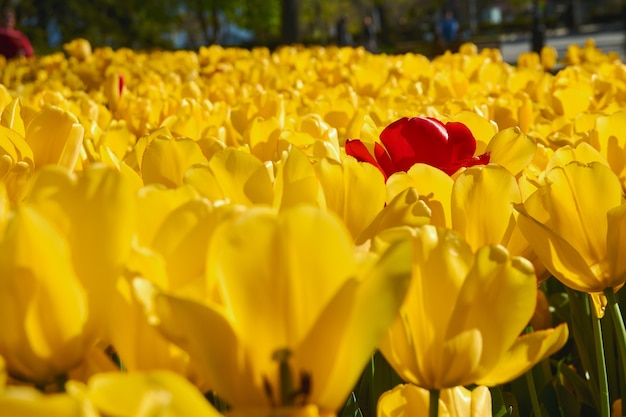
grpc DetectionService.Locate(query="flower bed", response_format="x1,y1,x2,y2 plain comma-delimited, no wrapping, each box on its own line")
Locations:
0,38,625,417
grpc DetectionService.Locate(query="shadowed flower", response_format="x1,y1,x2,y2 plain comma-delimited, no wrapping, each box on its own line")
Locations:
515,161,626,316
378,384,492,417
144,205,413,416
346,117,490,180
377,225,568,390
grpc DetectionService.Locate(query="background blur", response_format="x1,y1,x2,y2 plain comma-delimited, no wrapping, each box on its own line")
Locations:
1,0,624,53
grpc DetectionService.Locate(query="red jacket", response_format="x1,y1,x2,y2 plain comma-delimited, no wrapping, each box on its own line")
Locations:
0,27,34,59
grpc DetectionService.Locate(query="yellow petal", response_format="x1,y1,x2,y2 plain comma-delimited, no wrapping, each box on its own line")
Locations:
546,142,608,172
136,184,199,247
357,188,431,245
445,246,537,385
185,148,273,206
486,127,536,176
0,205,87,382
273,146,324,210
88,370,221,417
25,106,83,170
452,165,520,251
515,202,600,292
296,238,412,410
476,323,569,386
1,98,26,137
316,156,386,241
387,164,454,228
377,384,493,417
380,226,473,389
154,294,264,406
108,277,189,375
607,203,626,288
208,206,356,371
142,136,208,188
153,199,242,291
377,384,429,417
449,111,498,154
544,162,621,267
0,386,89,417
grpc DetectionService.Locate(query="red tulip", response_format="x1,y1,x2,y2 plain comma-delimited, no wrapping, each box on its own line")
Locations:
345,117,490,179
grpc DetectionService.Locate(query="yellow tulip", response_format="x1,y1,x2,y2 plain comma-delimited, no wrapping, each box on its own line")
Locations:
184,148,274,207
378,384,492,417
315,155,387,241
378,225,568,389
515,161,626,315
0,164,135,383
24,106,84,171
147,206,412,415
0,384,98,417
141,135,208,188
84,371,221,417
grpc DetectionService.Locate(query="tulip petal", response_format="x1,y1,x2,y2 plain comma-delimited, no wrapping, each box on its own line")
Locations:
207,206,356,394
607,203,626,288
345,139,381,172
387,163,454,228
25,106,83,170
142,136,208,188
0,386,86,416
378,384,493,417
154,293,265,406
356,187,431,245
380,117,450,172
476,323,569,386
452,165,520,251
486,127,536,176
88,370,221,417
316,156,386,241
380,226,473,388
273,146,324,210
515,203,603,293
296,238,412,410
0,206,87,382
544,162,621,267
445,246,537,384
377,384,429,417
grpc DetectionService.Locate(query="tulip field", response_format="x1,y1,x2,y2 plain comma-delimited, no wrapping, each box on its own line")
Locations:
1,36,626,416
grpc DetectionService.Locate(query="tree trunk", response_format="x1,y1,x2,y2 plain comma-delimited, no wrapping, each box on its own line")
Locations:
281,0,299,44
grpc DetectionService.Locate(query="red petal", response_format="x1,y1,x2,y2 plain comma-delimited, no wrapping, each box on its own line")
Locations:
380,117,450,172
118,74,125,96
345,139,387,178
373,142,396,179
445,121,477,162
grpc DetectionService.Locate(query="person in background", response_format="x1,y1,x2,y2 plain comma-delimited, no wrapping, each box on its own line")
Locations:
361,15,378,52
336,16,353,46
0,7,34,59
436,8,459,46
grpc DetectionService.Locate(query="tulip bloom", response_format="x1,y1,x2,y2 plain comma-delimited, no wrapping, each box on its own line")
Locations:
148,205,412,415
84,371,221,417
345,117,490,180
515,161,626,315
0,165,135,383
378,225,568,389
378,384,492,417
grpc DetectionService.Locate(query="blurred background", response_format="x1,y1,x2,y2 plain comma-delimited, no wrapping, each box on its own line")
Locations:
1,0,624,54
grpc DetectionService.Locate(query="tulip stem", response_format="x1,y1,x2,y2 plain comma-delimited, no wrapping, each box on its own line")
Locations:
429,389,439,417
525,365,542,417
603,287,626,407
591,293,610,417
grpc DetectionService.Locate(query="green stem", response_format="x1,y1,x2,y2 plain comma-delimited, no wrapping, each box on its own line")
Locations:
429,389,440,417
604,287,626,408
526,366,542,417
591,293,610,417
